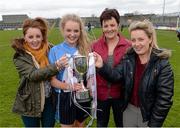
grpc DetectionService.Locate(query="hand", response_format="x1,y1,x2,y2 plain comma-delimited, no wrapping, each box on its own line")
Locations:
73,83,82,91
66,83,82,91
56,55,69,70
93,52,103,68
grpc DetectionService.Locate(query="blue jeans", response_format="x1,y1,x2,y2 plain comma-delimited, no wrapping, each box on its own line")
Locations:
22,97,55,127
97,98,124,127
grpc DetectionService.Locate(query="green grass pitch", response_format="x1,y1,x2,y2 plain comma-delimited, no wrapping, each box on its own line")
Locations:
0,28,180,126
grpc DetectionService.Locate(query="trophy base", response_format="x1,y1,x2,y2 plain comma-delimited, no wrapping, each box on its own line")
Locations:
75,90,92,103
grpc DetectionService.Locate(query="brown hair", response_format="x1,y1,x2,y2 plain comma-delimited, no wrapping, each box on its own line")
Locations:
11,17,48,53
100,8,120,26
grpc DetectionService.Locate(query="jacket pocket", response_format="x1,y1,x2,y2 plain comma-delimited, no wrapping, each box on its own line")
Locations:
12,78,32,113
21,93,31,110
13,92,32,113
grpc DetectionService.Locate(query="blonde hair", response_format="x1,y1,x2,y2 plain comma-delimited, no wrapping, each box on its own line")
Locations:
129,20,158,49
60,14,90,56
129,20,171,58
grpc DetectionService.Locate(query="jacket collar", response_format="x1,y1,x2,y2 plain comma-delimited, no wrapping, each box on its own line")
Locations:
126,47,161,63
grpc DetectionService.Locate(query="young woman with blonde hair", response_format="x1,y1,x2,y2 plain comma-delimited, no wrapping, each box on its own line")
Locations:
48,14,91,127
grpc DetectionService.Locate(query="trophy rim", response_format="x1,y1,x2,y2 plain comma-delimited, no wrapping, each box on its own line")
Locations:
73,55,87,59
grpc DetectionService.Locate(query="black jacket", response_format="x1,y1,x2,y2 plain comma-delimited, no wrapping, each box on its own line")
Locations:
98,48,174,127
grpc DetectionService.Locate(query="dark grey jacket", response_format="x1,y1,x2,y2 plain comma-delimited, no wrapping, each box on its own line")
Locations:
98,48,174,127
12,50,58,117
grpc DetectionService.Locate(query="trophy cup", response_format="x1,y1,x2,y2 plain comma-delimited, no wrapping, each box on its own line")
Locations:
73,55,91,103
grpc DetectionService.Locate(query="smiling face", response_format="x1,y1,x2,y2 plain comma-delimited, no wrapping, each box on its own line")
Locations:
62,20,80,47
24,27,43,50
102,17,119,40
130,29,152,57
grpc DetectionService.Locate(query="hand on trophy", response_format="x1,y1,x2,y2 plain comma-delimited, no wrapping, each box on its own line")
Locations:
66,83,82,91
73,83,83,91
55,55,69,70
93,52,103,68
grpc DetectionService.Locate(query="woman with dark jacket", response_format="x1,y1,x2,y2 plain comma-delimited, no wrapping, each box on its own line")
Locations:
11,17,68,127
94,20,174,127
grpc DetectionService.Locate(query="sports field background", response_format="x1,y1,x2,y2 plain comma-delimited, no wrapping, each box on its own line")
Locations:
0,28,180,127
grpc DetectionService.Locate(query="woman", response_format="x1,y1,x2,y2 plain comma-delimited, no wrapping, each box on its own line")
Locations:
94,20,174,127
48,14,91,127
91,8,130,127
11,17,68,127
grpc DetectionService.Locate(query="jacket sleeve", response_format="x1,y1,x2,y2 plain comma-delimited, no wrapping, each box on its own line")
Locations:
14,56,59,82
97,60,124,83
148,59,174,127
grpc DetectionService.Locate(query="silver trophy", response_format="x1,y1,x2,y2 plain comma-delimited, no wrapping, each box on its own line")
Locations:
73,55,91,103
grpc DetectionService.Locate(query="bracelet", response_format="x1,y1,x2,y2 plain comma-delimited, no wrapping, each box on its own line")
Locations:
55,60,64,71
55,61,60,71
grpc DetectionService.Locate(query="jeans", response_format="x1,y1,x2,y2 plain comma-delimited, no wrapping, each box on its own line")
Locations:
97,98,123,127
22,97,55,127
